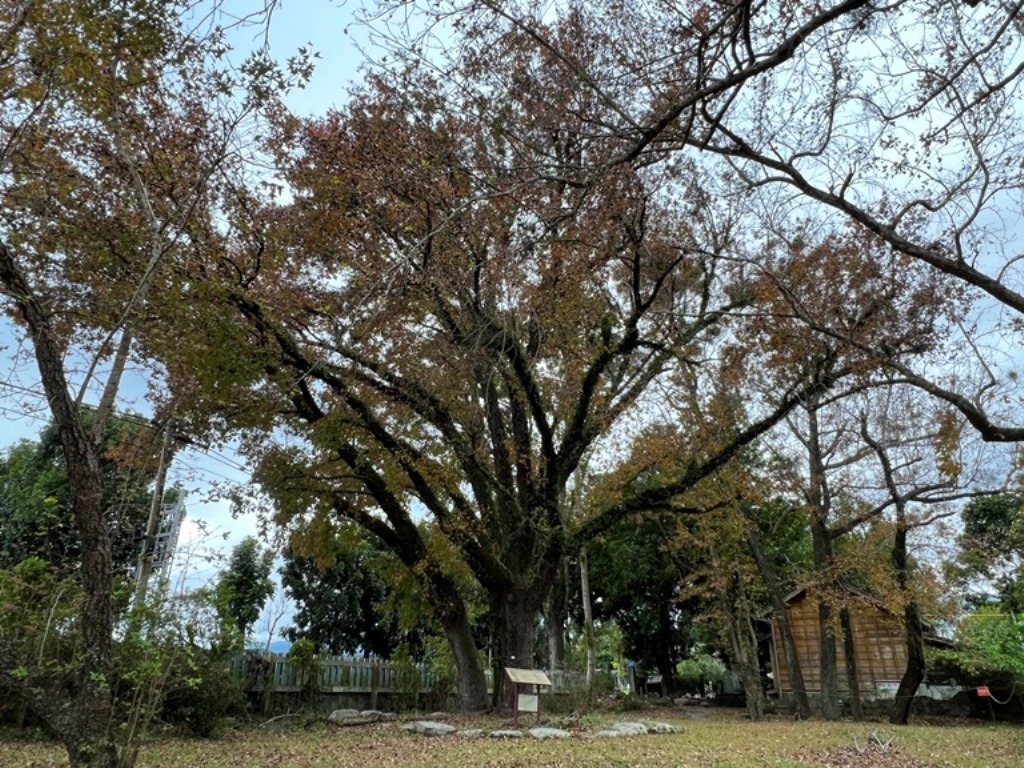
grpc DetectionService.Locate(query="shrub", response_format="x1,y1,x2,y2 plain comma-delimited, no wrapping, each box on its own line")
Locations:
286,639,320,707
159,646,246,737
930,605,1024,688
676,653,726,695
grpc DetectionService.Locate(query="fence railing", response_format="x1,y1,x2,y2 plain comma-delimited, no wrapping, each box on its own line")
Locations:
231,652,587,694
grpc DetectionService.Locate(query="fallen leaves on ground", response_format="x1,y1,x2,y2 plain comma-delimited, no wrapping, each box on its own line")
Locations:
795,744,940,768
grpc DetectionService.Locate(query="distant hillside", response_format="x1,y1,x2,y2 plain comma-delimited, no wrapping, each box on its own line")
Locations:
246,638,292,654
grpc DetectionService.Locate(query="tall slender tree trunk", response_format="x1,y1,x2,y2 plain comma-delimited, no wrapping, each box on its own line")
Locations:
890,509,925,725
746,524,812,718
724,575,766,720
807,399,841,720
841,606,864,719
1,243,120,766
579,546,597,688
654,598,675,696
545,557,567,674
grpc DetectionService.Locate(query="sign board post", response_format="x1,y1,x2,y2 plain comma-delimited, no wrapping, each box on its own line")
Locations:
505,667,552,727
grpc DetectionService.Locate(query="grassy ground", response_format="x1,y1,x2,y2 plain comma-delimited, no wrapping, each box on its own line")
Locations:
2,708,1022,767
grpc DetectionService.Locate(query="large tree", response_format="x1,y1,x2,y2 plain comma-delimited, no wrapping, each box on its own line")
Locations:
0,1,294,763
391,0,1024,441
158,41,834,707
299,0,1024,712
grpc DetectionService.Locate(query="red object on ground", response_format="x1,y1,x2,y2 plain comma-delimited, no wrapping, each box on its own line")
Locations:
977,686,991,697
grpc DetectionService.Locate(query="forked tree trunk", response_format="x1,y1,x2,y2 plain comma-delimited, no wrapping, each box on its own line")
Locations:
890,600,926,725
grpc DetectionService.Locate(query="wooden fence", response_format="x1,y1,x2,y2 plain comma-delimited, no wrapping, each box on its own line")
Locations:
232,653,439,694
231,652,585,695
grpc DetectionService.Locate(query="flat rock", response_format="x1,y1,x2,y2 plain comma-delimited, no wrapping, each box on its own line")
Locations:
328,709,362,722
529,727,571,739
490,729,524,739
610,721,649,735
458,729,484,738
426,711,449,719
593,729,624,737
403,721,457,736
359,710,395,720
648,722,678,734
328,708,396,726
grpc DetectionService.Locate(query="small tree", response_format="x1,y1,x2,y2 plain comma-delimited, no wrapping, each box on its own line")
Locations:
218,537,275,639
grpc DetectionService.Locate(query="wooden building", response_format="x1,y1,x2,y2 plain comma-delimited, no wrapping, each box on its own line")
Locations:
767,587,911,699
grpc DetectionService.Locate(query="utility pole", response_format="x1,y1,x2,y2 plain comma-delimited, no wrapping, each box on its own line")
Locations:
133,419,174,610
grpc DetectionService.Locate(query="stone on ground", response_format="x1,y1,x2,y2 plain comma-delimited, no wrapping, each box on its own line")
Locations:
490,729,524,738
402,721,457,736
529,727,571,739
648,722,678,734
327,709,361,723
610,721,649,735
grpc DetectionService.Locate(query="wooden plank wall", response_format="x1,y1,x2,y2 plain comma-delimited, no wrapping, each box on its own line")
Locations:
772,594,907,695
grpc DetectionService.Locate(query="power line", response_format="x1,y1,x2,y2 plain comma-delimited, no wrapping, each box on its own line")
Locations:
0,379,251,477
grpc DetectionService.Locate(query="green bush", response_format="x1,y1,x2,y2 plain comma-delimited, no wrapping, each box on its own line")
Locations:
419,637,458,712
676,653,726,695
286,638,320,707
159,647,246,737
930,605,1024,683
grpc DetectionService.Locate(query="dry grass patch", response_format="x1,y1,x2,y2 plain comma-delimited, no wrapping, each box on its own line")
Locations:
2,710,1022,767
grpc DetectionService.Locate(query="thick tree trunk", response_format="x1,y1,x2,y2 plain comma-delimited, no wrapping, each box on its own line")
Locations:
493,590,541,711
432,588,488,712
441,614,489,713
746,524,812,718
840,606,864,720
